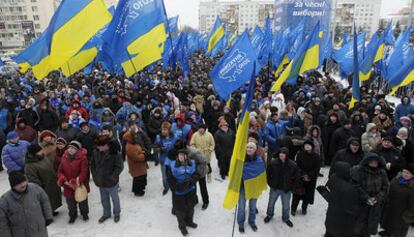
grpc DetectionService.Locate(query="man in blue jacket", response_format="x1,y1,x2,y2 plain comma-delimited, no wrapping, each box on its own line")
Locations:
1,131,30,173
265,112,294,158
394,96,414,121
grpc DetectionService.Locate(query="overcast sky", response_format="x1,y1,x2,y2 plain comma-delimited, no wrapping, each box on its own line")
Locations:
164,0,410,29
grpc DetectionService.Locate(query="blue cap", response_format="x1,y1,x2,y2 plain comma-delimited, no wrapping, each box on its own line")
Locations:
6,131,18,140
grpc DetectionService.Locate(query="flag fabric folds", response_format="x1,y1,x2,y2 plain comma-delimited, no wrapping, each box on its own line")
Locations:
207,17,225,53
384,27,412,81
388,55,414,95
349,26,361,110
258,16,273,66
333,32,365,76
271,22,321,92
209,30,259,100
0,59,4,67
168,16,179,32
103,0,169,77
359,32,384,81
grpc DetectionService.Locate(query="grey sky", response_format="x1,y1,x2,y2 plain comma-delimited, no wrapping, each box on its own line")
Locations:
164,0,410,30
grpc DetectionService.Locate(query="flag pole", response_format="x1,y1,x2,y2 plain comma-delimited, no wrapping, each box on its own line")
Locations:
231,204,238,237
67,62,72,77
127,51,138,75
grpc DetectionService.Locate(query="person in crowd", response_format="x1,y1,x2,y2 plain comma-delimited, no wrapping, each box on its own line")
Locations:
305,125,324,165
291,140,321,215
264,148,300,227
323,112,342,166
25,144,62,216
38,130,58,164
90,135,124,224
13,118,37,143
189,124,215,183
324,162,361,237
330,119,356,160
351,152,389,237
265,111,293,159
172,113,193,144
65,99,89,122
330,138,364,176
361,123,381,152
166,149,198,236
56,118,79,143
380,166,414,237
1,131,30,173
214,119,235,180
0,171,54,236
394,96,414,122
375,136,405,181
37,98,59,132
123,122,148,196
76,122,98,161
55,137,67,172
155,121,177,195
237,142,266,233
372,110,393,136
57,141,90,224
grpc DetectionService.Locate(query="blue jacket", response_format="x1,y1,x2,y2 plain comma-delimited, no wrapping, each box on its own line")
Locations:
172,123,192,143
156,135,177,163
394,96,414,121
265,118,294,150
1,141,30,172
169,160,196,195
0,108,8,131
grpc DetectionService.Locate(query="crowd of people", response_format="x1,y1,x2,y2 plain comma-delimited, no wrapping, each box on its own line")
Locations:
0,51,414,237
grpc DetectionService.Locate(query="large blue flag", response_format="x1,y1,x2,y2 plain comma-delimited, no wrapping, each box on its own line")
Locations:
168,16,179,32
258,16,273,66
320,33,333,66
210,30,260,100
383,22,394,46
333,32,365,76
251,26,264,51
388,54,414,95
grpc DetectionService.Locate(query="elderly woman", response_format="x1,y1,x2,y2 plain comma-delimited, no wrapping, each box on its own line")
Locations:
361,123,381,152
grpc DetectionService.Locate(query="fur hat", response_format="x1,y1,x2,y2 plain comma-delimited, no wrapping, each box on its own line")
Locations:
39,130,57,141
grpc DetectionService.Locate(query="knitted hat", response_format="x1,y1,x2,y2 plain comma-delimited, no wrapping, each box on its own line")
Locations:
400,116,412,123
68,141,82,151
303,140,315,149
6,131,18,140
8,171,26,188
56,137,67,145
27,144,42,155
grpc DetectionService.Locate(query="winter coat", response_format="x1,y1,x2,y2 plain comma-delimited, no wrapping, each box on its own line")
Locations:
325,162,361,237
90,149,124,188
14,126,37,143
330,138,364,176
37,108,59,132
361,123,381,152
1,141,30,172
56,126,79,143
267,157,300,192
17,108,39,128
146,114,164,141
75,128,98,159
187,147,208,178
375,145,405,181
323,120,342,163
381,175,414,237
305,125,325,162
394,96,414,121
294,150,321,204
214,128,235,162
265,118,294,151
372,115,393,134
65,106,89,122
329,127,355,161
25,153,62,211
155,135,177,163
189,131,215,163
123,131,148,177
57,148,90,198
351,153,389,236
0,183,53,237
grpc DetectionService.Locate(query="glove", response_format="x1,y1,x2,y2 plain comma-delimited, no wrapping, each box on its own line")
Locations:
386,163,391,170
46,219,54,226
367,197,377,206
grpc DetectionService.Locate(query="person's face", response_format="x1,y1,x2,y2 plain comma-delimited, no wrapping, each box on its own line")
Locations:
246,146,256,156
312,129,318,137
13,181,28,193
382,140,393,148
344,124,352,129
350,144,360,153
315,100,320,106
221,125,229,132
333,104,339,110
61,122,69,129
178,153,186,163
41,103,47,110
401,169,414,180
130,114,138,120
370,127,377,134
18,122,25,129
73,103,79,109
368,160,378,168
402,120,410,127
304,144,313,152
9,137,19,143
101,129,110,136
57,143,66,150
279,153,287,162
67,147,77,155
198,128,205,134
330,116,337,123
176,119,182,126
379,113,386,119
403,97,409,104
81,126,89,133
161,128,169,136
272,114,279,122
19,100,26,107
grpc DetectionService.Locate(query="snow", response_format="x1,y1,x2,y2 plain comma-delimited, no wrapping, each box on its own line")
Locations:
1,156,413,237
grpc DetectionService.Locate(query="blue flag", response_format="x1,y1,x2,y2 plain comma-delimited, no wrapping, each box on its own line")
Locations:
0,59,4,67
258,16,273,66
209,30,259,100
251,26,264,51
333,32,365,76
384,26,413,80
168,16,179,32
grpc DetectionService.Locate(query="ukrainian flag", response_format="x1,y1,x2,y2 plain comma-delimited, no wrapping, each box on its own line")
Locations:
359,32,384,81
388,55,414,95
349,26,361,109
271,22,320,92
223,75,267,210
30,0,112,79
207,17,225,53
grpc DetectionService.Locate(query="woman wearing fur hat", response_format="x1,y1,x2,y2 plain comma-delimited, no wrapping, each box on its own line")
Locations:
25,144,62,215
291,140,321,216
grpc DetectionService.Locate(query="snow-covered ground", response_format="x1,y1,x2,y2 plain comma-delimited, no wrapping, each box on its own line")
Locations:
1,156,413,237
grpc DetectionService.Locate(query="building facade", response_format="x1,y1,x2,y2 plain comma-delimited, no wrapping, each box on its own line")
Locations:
0,0,55,50
199,0,274,33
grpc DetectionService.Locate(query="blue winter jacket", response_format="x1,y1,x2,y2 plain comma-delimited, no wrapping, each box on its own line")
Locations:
156,135,177,163
169,160,196,195
265,117,294,150
1,141,30,172
394,96,414,121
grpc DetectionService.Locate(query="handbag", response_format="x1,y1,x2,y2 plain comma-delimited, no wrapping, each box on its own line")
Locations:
74,177,88,203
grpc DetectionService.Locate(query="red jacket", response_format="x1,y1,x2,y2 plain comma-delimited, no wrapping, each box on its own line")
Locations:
57,148,90,198
65,106,89,122
14,126,37,143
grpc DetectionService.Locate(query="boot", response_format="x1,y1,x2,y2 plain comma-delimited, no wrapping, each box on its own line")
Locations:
98,216,110,224
179,227,189,236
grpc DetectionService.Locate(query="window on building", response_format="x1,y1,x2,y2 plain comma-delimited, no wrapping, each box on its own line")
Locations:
32,6,38,12
35,23,40,29
33,15,39,21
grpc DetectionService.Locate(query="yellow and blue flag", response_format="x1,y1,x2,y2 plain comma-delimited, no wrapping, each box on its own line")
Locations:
209,30,260,100
28,0,112,79
223,74,263,210
207,17,225,53
103,0,169,77
359,32,384,81
388,55,414,95
349,26,361,109
271,22,321,92
383,22,395,46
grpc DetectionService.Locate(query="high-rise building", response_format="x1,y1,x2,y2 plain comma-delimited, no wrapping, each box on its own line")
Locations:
0,0,55,50
199,0,274,34
332,0,381,39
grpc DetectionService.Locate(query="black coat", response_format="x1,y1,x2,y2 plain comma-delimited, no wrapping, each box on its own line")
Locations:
76,128,98,159
382,175,414,237
323,120,341,164
330,138,364,177
146,114,163,141
325,162,361,237
375,146,405,181
330,127,355,160
56,126,79,143
295,150,321,204
90,149,124,188
37,108,59,132
214,128,235,161
267,157,300,192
